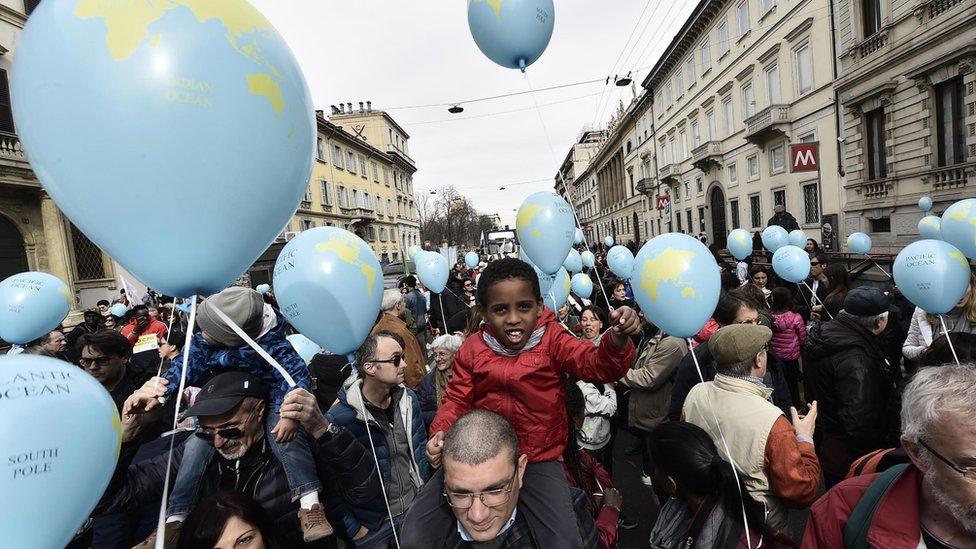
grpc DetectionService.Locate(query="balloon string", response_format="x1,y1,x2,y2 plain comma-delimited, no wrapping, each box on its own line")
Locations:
155,296,197,549
153,306,179,382
210,305,296,388
872,260,892,279
939,315,961,366
437,293,449,336
686,338,756,548
524,71,616,314
801,281,833,320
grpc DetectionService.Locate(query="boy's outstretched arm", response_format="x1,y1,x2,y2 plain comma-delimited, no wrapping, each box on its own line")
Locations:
428,345,475,438
553,306,639,383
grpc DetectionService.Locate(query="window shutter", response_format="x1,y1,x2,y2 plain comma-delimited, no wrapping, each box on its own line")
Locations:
0,70,14,133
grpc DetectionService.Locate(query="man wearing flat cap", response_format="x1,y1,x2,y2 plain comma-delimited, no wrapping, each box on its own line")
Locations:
767,204,800,232
683,324,821,536
804,286,898,488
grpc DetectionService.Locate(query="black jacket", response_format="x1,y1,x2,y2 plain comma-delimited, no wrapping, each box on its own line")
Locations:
667,340,794,421
766,212,800,232
803,314,897,462
429,290,466,334
96,427,380,545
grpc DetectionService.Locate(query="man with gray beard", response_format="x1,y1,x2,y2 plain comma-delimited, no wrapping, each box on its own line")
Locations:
802,364,976,548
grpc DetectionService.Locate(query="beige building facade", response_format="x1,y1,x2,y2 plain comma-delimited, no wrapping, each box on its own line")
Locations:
642,0,845,250
832,0,976,250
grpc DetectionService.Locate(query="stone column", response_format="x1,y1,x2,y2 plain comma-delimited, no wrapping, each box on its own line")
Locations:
39,194,75,293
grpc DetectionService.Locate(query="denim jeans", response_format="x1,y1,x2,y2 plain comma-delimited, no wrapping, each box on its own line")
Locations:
167,409,322,517
354,514,403,549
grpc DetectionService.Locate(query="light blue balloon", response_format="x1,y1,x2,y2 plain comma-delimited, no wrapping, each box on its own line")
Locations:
516,192,575,274
761,226,789,253
893,239,972,314
0,272,71,344
772,245,811,283
408,245,421,260
273,227,383,356
286,333,322,365
416,251,450,294
727,229,752,261
574,228,584,245
940,199,976,259
255,283,271,295
0,355,121,548
571,273,594,299
467,0,554,72
563,249,583,273
631,233,721,338
109,303,128,318
919,196,933,212
581,250,596,269
788,229,808,248
543,268,571,312
533,262,555,298
11,0,315,297
604,236,615,248
847,232,872,255
607,246,635,279
464,251,479,269
918,216,942,240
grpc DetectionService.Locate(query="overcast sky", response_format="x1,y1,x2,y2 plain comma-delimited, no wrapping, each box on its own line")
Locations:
251,1,697,228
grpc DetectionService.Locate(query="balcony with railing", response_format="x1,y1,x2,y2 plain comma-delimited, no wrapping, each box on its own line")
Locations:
658,163,681,185
920,161,976,191
340,206,377,222
635,177,656,194
0,131,40,187
745,105,791,147
691,141,723,172
856,29,888,58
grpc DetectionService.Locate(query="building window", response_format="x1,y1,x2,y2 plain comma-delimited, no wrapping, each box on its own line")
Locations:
698,207,706,232
865,107,887,180
718,20,730,56
730,199,741,228
379,228,388,241
799,131,817,143
764,63,781,104
684,180,691,199
300,219,313,231
802,182,820,224
387,199,393,215
338,186,347,207
727,162,738,186
722,96,734,137
679,130,688,159
665,82,673,108
862,0,882,36
376,196,383,214
346,151,356,173
736,0,750,37
870,217,891,233
669,136,676,163
773,188,786,208
770,144,786,173
359,155,367,177
686,210,693,232
367,226,376,241
750,195,762,228
686,58,696,88
69,222,105,281
332,145,343,169
320,181,332,206
742,81,755,118
794,42,813,96
316,137,326,161
696,176,704,194
760,0,775,14
371,161,379,182
675,182,681,200
383,167,390,185
691,120,701,146
705,110,716,140
677,210,683,232
701,38,712,71
747,154,760,180
935,77,966,167
676,72,684,97
303,185,313,203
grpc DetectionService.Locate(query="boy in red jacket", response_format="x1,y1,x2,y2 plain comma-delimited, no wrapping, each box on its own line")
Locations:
401,258,638,548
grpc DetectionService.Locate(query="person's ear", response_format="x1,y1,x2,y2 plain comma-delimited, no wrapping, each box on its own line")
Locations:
902,437,927,471
516,454,528,486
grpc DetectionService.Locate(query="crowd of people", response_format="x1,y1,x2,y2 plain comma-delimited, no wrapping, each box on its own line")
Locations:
5,237,976,549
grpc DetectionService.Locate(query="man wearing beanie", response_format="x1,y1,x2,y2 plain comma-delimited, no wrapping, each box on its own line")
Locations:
129,286,333,543
803,286,896,488
683,324,821,537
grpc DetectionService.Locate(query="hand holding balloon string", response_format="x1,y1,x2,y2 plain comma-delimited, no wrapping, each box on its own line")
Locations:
609,306,640,348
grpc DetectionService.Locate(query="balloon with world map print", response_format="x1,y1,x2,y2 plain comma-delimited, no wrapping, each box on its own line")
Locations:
727,228,752,261
940,198,976,259
273,227,382,357
0,272,72,344
467,0,555,72
893,239,971,314
918,216,942,241
563,248,583,273
516,192,575,274
788,229,807,248
12,0,314,297
630,233,721,339
574,228,584,245
581,250,596,269
571,273,593,299
408,245,421,260
919,196,933,212
543,267,571,312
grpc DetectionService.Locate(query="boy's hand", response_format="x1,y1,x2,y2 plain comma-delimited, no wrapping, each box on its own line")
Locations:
123,377,169,415
609,306,641,348
426,431,445,469
272,417,299,443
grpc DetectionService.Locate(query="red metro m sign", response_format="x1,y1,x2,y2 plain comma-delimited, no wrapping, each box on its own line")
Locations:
790,143,820,172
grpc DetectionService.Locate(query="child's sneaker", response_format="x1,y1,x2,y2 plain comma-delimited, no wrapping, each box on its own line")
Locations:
299,504,334,541
133,520,181,549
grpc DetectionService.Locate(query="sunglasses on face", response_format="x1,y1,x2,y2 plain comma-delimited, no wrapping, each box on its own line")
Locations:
369,354,404,366
195,406,260,444
79,356,114,367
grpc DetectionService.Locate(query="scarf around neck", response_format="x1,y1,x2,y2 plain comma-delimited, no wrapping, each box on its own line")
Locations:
482,325,547,357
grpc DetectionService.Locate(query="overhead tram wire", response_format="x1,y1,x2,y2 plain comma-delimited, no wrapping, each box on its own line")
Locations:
589,0,657,128
383,77,606,111
399,90,604,127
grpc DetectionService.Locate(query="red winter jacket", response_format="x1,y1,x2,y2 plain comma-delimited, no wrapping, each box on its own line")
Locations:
801,464,922,548
430,308,635,463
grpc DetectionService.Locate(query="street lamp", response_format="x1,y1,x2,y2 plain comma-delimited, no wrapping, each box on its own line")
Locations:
615,72,632,87
448,105,464,114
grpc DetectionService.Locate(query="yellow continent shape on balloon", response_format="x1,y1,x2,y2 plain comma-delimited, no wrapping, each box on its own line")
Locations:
949,250,971,270
638,247,697,301
315,238,377,296
516,204,543,233
247,73,284,113
471,0,505,20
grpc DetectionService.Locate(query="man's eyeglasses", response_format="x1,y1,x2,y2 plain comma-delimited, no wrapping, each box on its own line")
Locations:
810,261,821,266
195,406,260,443
369,354,404,366
444,473,517,509
79,356,114,367
919,440,976,480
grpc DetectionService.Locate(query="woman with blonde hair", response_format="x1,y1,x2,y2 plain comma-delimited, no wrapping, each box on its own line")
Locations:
903,272,976,360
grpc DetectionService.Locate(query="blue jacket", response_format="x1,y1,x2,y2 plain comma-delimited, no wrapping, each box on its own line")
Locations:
405,289,427,328
416,368,439,429
162,312,311,409
326,380,431,535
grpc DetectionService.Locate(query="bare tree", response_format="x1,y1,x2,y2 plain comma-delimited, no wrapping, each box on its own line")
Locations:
414,185,492,248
